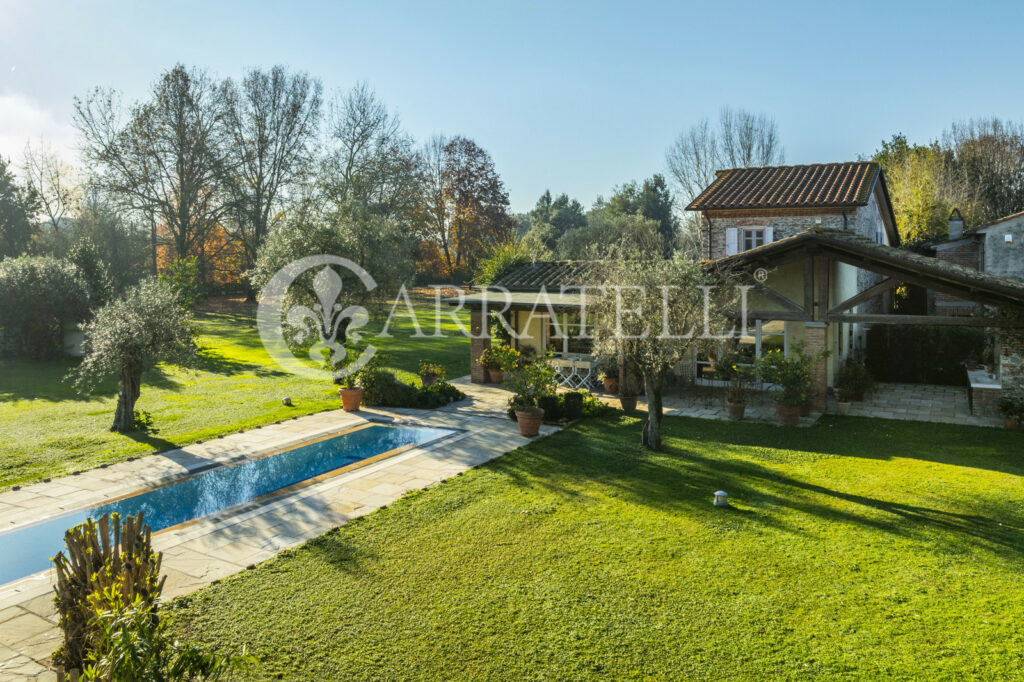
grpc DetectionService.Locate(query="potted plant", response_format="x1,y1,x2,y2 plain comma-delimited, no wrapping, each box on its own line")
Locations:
478,347,501,383
998,387,1024,430
725,367,750,421
418,361,445,387
506,360,556,437
836,357,873,402
756,348,811,425
598,358,619,394
494,344,522,381
836,387,852,416
337,371,365,412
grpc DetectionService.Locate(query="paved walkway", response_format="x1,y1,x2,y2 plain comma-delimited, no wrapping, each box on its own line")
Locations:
0,379,554,680
832,382,1001,427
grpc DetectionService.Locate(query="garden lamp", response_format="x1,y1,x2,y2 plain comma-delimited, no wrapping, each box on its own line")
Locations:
714,491,729,507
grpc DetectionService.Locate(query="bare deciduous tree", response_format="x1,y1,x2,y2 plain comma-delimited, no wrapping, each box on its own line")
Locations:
74,64,228,282
22,139,80,230
321,82,421,219
666,107,784,256
221,66,322,295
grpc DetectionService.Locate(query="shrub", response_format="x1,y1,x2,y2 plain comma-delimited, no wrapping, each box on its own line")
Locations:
361,370,466,409
537,394,563,422
474,239,531,286
562,391,584,420
836,357,873,400
68,239,113,309
998,387,1024,421
0,255,91,358
492,344,522,371
52,513,164,675
159,256,200,310
76,589,252,681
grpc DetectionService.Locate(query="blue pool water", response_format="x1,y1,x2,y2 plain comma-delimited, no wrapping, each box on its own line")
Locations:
0,424,454,585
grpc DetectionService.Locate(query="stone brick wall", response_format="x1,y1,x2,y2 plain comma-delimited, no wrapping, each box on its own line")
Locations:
999,327,1024,391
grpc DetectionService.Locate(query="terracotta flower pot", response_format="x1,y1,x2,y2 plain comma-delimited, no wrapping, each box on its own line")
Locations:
727,401,745,421
515,407,544,437
420,374,438,387
776,402,801,425
619,395,638,411
837,401,851,416
488,368,504,384
800,402,812,417
1005,416,1021,430
339,387,364,412
603,377,619,394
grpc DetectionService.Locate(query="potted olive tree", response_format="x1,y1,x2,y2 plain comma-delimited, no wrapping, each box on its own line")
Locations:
506,360,556,437
419,361,445,387
725,366,752,421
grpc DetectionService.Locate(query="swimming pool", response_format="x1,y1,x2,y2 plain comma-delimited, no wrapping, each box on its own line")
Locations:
0,423,455,585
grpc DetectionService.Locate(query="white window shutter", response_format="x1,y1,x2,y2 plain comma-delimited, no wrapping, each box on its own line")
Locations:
764,226,774,244
725,228,738,255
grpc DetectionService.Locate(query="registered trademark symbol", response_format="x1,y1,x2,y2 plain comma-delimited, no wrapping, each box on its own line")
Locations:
754,268,768,283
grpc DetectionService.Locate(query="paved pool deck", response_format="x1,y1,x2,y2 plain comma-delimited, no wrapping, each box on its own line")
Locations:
0,379,555,680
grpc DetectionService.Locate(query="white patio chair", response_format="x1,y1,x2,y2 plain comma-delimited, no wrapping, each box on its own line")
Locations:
572,358,597,391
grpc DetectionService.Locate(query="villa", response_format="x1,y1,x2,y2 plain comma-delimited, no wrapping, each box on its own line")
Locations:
457,162,1024,414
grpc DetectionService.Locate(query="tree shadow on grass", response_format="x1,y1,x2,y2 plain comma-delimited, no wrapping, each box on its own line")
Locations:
192,348,288,378
487,416,1024,560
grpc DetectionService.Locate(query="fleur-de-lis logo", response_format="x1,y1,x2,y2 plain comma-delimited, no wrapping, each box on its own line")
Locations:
256,255,377,380
285,266,369,367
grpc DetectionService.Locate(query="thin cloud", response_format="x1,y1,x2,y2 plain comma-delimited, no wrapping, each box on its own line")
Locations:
0,91,77,164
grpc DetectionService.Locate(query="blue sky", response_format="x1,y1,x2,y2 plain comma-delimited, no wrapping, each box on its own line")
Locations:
2,0,1023,212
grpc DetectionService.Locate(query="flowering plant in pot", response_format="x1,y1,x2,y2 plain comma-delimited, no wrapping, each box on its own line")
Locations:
506,360,556,437
998,387,1024,430
418,361,445,387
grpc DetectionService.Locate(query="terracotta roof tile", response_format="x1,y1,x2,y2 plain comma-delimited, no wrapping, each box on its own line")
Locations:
686,162,881,211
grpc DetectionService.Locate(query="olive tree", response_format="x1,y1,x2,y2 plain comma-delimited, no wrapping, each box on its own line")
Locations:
72,278,196,432
590,254,737,449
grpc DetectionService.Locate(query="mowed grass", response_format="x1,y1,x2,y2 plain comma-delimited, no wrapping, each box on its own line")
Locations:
167,415,1024,680
0,297,469,489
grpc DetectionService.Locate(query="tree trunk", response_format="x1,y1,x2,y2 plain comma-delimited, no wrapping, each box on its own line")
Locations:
641,375,663,450
111,365,142,432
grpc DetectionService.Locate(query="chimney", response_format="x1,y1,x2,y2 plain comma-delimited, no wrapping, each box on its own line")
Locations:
948,208,964,240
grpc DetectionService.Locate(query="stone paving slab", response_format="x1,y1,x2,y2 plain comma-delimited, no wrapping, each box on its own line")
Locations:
0,380,555,678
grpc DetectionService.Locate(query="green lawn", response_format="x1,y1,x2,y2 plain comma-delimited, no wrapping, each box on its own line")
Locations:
167,415,1024,680
0,297,468,489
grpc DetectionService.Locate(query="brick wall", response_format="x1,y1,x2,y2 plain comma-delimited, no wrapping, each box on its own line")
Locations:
803,323,828,411
470,310,490,383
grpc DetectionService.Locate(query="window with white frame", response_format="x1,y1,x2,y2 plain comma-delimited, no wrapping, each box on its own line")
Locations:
742,228,766,251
